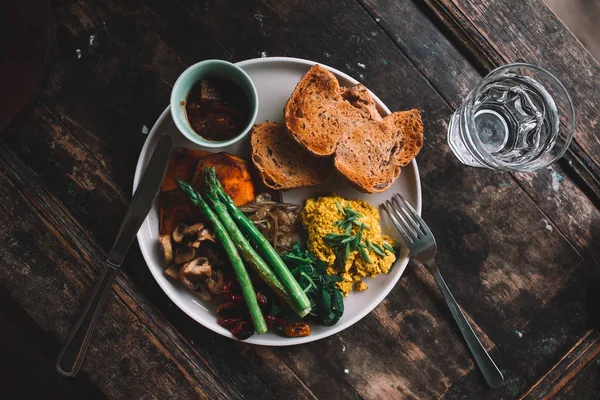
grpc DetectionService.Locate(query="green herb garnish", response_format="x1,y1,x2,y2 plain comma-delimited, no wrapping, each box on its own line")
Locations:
371,242,386,257
357,245,372,263
326,205,380,265
326,203,399,267
382,241,396,254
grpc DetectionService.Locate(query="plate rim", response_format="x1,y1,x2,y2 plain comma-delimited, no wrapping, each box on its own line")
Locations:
134,56,422,345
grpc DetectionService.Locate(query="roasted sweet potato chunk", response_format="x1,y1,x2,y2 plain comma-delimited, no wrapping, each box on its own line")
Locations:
159,190,203,235
162,148,212,192
191,152,256,206
159,150,256,234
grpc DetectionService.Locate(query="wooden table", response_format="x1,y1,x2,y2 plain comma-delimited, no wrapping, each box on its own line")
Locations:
2,0,599,398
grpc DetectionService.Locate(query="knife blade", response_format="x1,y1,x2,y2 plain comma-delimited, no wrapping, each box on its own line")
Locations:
57,134,172,377
108,134,173,267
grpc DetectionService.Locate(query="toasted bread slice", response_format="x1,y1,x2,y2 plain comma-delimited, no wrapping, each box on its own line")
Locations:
334,109,424,193
341,84,383,122
251,121,332,190
284,65,369,157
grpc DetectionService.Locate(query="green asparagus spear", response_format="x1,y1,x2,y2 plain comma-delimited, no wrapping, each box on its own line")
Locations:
204,167,312,317
202,179,298,311
177,180,267,334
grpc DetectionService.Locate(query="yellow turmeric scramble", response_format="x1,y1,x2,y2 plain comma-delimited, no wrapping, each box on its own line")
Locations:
301,196,396,295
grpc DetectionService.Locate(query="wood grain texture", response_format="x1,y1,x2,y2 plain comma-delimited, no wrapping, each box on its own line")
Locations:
359,0,600,264
357,0,600,396
521,330,600,399
0,145,239,399
421,0,600,206
0,121,318,399
545,0,600,61
0,291,105,399
1,0,599,398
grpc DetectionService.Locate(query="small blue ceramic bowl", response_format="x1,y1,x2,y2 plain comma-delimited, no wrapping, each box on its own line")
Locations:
170,60,258,148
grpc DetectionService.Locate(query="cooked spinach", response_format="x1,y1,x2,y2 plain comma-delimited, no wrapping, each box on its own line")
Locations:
280,243,345,326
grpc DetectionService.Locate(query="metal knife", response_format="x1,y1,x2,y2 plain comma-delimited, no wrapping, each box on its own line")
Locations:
56,134,172,377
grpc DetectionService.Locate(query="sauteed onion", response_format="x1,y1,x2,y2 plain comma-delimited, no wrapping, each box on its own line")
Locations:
239,192,300,253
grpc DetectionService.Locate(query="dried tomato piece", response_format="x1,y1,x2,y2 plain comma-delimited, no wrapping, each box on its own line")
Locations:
265,315,288,327
216,301,244,318
217,317,242,329
256,292,268,306
223,292,243,302
231,320,255,340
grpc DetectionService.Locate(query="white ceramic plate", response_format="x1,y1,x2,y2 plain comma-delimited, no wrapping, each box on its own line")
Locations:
134,57,421,345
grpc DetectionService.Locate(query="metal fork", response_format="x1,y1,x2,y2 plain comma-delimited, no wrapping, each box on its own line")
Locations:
383,194,504,389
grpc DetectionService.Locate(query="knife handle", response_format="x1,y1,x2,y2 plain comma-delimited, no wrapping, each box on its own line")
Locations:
56,263,120,377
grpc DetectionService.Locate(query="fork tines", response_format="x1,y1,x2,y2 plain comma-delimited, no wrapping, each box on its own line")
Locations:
382,194,428,244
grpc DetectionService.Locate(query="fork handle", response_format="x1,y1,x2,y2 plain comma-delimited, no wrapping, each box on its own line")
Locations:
428,262,504,389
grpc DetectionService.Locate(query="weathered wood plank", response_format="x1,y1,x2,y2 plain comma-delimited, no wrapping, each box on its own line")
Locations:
554,366,600,400
421,0,600,206
0,291,105,400
354,3,600,396
545,0,600,61
521,330,600,399
3,0,597,398
443,256,600,398
0,148,239,399
0,125,317,399
3,103,127,249
358,0,600,265
39,0,222,192
357,0,481,102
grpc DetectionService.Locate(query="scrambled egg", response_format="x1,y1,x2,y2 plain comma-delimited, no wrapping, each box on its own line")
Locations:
302,196,396,295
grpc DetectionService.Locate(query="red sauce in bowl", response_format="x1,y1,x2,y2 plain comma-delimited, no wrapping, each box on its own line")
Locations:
184,78,251,142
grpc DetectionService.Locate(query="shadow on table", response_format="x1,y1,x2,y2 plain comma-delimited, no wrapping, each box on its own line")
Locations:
0,288,106,399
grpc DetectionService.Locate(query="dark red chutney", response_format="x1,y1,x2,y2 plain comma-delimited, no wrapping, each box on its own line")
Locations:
184,78,251,141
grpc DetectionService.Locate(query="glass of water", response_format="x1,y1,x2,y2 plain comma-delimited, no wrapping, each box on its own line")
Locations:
447,63,574,172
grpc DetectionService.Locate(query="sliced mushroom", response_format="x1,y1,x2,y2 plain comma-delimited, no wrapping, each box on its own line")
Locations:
207,269,225,294
195,245,222,266
187,224,216,247
179,257,212,290
197,227,216,243
159,235,173,265
182,223,206,236
164,264,181,279
172,222,188,244
174,246,196,264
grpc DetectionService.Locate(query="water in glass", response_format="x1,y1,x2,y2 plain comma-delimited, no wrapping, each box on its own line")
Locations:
448,63,574,172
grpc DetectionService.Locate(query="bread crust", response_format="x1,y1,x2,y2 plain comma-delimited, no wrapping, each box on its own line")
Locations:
333,109,424,193
284,65,372,156
282,65,424,193
250,121,333,190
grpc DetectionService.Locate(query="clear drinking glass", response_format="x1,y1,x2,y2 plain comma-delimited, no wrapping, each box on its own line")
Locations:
447,63,574,172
